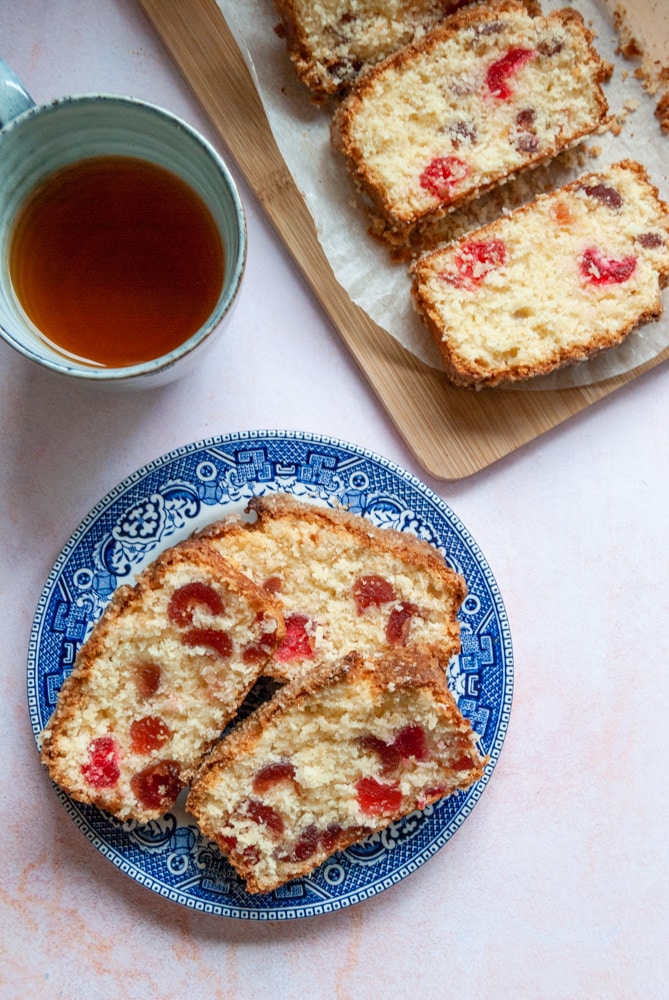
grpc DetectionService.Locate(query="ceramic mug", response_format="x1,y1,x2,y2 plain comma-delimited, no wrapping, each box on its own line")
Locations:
0,59,246,388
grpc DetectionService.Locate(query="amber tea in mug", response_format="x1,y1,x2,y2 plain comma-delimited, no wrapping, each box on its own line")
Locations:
9,155,225,368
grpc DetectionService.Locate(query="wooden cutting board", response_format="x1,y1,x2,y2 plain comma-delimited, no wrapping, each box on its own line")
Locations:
139,0,669,480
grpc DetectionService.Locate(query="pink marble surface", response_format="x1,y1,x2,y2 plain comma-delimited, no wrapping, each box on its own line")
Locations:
1,2,668,997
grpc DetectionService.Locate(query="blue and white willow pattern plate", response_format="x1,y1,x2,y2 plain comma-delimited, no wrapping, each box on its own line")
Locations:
28,430,513,919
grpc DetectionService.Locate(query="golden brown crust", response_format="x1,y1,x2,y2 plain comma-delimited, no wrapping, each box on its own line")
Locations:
274,0,322,97
331,0,611,246
656,91,669,134
201,492,465,602
423,297,669,389
411,159,669,389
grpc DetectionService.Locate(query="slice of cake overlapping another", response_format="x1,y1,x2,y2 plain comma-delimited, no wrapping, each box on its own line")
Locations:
411,159,669,388
196,492,466,684
274,0,475,101
330,0,611,248
187,648,487,893
40,539,285,822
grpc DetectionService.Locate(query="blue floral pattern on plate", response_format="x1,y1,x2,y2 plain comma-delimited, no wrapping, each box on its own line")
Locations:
28,430,513,918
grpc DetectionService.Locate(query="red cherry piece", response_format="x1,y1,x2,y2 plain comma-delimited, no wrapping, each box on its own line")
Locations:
441,238,507,290
449,120,477,146
130,759,182,812
81,735,120,788
419,155,469,199
450,753,474,771
486,47,536,99
356,776,403,817
240,845,261,866
637,232,664,249
386,601,419,646
217,834,260,866
252,760,296,795
515,108,535,129
133,661,161,700
181,627,233,658
275,613,315,663
581,183,623,210
320,824,344,854
291,825,321,863
352,574,397,614
242,643,268,664
537,37,563,57
357,734,401,776
516,136,538,154
417,785,448,809
515,108,539,152
218,834,239,856
393,724,430,762
244,799,284,836
276,825,322,865
167,581,224,627
130,715,172,755
579,247,637,286
243,612,279,664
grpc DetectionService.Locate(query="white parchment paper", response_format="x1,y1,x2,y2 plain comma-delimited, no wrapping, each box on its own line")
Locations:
217,0,669,389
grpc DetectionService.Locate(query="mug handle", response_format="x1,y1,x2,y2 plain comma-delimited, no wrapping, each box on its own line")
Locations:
0,58,35,127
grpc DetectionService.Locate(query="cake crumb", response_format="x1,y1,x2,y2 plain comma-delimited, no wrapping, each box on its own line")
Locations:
611,1,669,124
655,91,669,133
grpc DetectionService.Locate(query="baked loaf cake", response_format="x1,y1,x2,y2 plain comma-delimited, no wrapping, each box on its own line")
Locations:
274,0,474,101
411,159,669,388
330,0,611,247
40,539,285,822
196,492,466,684
187,648,486,893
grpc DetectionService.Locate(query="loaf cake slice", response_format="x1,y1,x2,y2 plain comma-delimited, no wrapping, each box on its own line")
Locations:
411,159,669,388
187,648,486,894
40,539,285,823
196,492,466,684
274,0,474,101
330,0,610,247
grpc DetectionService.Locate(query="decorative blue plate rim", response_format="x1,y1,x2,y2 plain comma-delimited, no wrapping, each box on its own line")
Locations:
27,429,513,919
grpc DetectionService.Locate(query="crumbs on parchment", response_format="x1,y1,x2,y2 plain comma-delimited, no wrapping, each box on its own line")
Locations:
612,2,669,132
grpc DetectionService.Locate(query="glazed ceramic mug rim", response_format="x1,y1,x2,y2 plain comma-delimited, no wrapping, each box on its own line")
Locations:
0,93,247,382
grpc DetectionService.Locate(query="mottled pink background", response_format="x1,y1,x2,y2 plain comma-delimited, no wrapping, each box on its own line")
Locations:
0,2,667,997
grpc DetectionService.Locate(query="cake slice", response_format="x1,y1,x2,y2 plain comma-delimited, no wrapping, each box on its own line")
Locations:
196,492,466,684
411,159,669,388
330,0,610,247
187,648,487,894
274,0,475,101
40,539,285,822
